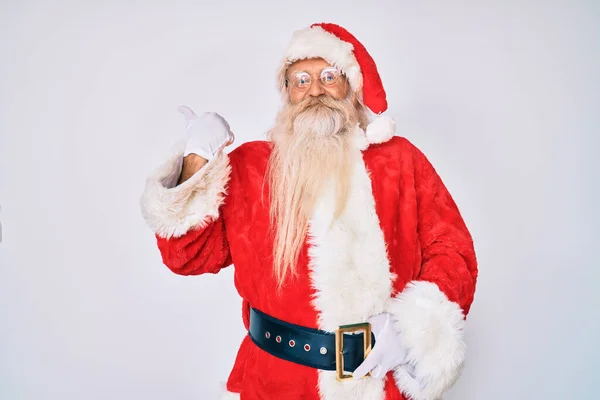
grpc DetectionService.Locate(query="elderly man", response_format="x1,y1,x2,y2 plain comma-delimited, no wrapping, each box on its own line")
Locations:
140,22,478,400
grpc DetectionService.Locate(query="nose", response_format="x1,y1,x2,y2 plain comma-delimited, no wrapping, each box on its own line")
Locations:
307,79,325,97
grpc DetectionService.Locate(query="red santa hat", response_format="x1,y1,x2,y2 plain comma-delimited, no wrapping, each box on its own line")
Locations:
277,22,395,145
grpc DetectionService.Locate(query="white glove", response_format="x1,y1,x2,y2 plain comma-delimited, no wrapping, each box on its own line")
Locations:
178,105,235,161
353,313,409,380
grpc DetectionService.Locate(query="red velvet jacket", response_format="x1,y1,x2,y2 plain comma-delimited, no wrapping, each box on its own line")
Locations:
140,135,478,400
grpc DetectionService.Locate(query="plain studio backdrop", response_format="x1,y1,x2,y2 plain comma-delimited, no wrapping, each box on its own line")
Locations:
1,1,599,399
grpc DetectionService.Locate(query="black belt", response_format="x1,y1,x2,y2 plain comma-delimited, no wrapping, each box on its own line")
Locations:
248,307,375,381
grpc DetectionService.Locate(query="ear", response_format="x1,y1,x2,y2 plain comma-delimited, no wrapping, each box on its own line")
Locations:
277,60,294,93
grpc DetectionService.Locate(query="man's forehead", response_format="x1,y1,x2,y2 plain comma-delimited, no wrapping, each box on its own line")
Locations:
287,57,334,74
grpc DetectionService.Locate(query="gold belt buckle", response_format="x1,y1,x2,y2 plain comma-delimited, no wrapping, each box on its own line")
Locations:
334,322,372,382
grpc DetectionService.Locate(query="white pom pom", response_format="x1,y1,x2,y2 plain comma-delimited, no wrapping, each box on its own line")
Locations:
365,115,396,144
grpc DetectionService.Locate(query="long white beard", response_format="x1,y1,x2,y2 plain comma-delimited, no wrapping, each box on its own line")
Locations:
266,94,366,288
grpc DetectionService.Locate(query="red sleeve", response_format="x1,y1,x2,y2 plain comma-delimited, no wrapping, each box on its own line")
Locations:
386,142,478,400
156,216,232,276
412,144,478,315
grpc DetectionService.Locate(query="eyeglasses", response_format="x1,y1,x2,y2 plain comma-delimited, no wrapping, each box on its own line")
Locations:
286,67,343,90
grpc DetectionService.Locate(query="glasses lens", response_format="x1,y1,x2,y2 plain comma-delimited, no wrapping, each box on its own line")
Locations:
291,72,311,89
320,68,340,85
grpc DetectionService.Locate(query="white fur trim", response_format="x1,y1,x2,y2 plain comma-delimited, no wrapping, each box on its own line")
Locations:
386,281,466,400
139,142,231,239
307,147,394,399
365,115,396,144
218,390,240,399
277,25,363,93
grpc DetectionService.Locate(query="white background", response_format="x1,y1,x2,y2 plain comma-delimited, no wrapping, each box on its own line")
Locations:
1,1,599,399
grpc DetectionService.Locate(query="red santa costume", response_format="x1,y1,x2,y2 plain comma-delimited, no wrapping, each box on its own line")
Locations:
140,23,478,400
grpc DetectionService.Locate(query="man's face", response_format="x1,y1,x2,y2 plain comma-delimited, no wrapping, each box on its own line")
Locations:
286,58,349,104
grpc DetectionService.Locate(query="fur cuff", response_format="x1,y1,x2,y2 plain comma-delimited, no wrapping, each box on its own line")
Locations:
385,281,466,400
139,142,231,239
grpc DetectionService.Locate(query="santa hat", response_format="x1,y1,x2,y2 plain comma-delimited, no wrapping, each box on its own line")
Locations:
277,22,395,145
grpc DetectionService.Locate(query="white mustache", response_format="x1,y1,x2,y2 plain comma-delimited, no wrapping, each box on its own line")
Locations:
293,107,344,136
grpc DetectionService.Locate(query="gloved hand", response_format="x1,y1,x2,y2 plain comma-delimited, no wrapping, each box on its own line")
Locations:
353,313,409,380
178,105,235,161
